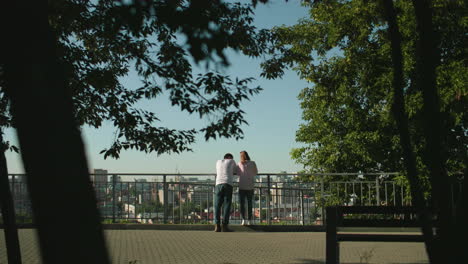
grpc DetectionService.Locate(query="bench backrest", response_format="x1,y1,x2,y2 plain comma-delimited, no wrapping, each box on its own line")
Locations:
325,206,425,264
328,206,421,228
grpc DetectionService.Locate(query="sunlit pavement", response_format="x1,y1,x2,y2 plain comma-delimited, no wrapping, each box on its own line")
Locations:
0,229,429,264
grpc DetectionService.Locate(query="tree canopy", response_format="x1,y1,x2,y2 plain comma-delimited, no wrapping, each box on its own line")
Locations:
262,0,466,179
1,0,271,158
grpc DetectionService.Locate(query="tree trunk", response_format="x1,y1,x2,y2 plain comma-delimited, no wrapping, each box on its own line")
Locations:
0,134,22,263
1,3,110,264
381,0,435,262
412,1,459,263
459,167,468,262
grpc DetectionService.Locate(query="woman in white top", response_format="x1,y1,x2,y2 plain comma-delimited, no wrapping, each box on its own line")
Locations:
237,151,258,225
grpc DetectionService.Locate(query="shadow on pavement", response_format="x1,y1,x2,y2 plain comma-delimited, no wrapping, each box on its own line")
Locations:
293,259,325,264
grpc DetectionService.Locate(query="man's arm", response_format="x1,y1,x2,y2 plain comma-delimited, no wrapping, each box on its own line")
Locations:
215,160,221,180
231,160,238,175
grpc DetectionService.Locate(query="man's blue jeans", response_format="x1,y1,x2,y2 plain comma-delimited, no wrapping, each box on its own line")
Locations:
214,184,233,224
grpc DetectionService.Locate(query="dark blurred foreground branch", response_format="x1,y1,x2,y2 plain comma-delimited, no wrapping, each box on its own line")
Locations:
381,1,435,262
1,2,110,264
0,133,22,263
412,0,467,263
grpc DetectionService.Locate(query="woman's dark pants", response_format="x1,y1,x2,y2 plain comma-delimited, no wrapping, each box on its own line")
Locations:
239,189,254,220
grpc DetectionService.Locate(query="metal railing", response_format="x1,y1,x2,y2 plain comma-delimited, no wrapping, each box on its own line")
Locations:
5,172,426,225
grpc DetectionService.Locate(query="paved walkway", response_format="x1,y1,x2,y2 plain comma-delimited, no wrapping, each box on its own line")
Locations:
0,229,429,264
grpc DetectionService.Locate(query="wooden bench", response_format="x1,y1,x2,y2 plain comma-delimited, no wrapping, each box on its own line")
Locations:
325,206,425,264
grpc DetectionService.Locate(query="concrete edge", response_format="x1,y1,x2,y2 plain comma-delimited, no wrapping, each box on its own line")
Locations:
101,224,325,232
0,224,325,232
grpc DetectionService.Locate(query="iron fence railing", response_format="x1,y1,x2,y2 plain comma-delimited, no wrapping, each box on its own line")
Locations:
6,172,432,225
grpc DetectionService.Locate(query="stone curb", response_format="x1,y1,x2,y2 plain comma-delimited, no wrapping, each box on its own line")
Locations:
1,223,325,232
101,224,325,232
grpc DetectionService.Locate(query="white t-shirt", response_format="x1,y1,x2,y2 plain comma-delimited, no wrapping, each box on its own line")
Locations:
216,159,237,185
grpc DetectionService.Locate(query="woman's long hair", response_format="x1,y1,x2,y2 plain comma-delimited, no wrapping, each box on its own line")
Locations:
240,151,251,161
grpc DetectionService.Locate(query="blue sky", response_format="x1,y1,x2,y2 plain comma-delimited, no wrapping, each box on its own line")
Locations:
5,1,310,174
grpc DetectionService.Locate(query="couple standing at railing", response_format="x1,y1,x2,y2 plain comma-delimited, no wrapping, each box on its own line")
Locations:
214,151,258,232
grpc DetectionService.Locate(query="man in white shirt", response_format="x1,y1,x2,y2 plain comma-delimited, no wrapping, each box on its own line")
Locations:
214,153,236,232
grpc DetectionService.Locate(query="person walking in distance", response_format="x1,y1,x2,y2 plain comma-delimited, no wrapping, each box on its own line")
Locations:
214,153,237,232
237,151,258,226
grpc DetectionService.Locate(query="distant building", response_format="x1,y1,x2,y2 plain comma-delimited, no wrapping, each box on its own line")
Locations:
93,169,109,206
158,189,175,204
188,186,212,205
271,183,299,205
175,175,183,182
122,203,136,218
9,175,32,218
93,169,108,184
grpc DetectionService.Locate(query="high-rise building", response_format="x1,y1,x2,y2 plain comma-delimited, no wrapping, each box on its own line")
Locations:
93,169,108,183
158,189,175,204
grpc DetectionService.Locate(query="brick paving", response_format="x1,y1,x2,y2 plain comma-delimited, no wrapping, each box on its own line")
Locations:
0,229,429,264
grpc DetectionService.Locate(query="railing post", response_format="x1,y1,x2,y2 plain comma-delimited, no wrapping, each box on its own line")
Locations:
267,174,271,225
172,188,175,223
11,174,15,199
321,179,325,224
163,175,168,224
258,186,262,223
300,190,305,226
326,206,339,264
400,185,404,206
375,177,380,206
206,191,210,223
112,174,117,223
178,182,182,224
212,185,215,224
